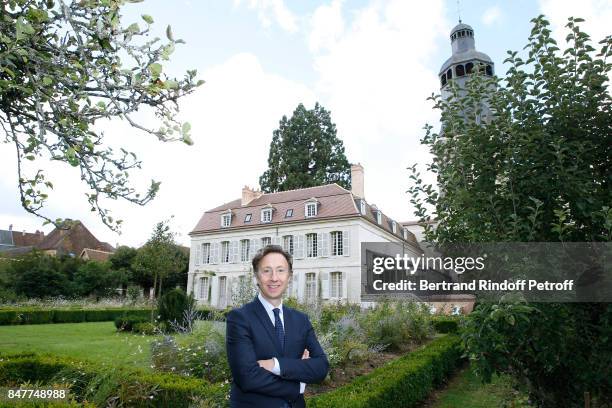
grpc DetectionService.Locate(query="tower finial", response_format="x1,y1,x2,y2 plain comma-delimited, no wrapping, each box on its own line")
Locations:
457,0,462,23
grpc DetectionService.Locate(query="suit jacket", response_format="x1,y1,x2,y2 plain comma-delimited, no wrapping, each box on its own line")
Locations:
226,297,329,408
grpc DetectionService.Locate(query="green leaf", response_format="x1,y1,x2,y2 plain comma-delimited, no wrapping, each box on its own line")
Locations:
164,80,178,89
141,14,154,24
42,76,53,86
127,23,140,33
166,25,174,41
148,63,162,78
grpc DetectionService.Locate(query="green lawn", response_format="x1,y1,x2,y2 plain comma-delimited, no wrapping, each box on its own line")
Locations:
428,364,529,408
0,321,156,369
0,321,223,371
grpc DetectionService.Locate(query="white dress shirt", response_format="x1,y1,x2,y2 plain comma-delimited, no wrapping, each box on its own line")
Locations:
257,293,306,394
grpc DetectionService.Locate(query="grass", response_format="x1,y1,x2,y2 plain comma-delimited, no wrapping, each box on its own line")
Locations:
0,320,223,371
427,363,531,408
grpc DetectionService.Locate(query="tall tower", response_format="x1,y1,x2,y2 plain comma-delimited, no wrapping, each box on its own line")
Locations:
438,22,495,123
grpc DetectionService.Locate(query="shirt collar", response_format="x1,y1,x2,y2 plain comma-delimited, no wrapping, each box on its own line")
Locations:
258,292,283,315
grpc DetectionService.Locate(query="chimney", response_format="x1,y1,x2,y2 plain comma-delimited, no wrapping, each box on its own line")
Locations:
351,163,365,198
241,186,263,206
8,224,12,231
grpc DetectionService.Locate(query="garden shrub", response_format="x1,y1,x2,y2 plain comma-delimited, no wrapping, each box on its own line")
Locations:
0,308,152,325
133,322,157,335
151,324,230,383
0,353,229,407
114,314,149,332
432,316,460,333
308,335,464,408
157,288,196,333
359,300,433,351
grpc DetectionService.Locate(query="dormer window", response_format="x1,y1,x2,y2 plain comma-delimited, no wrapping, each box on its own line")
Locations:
261,208,272,223
376,211,382,224
391,221,397,234
359,200,366,215
403,227,408,240
221,211,232,228
305,203,317,217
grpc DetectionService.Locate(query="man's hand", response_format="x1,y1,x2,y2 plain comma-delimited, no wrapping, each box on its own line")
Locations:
302,349,310,359
257,358,276,372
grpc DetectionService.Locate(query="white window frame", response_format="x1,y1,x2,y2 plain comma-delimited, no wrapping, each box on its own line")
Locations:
218,276,227,308
330,271,343,298
202,243,211,264
305,202,317,218
391,221,397,233
261,208,272,223
240,239,250,262
360,200,366,215
306,233,318,258
221,213,231,228
331,231,343,256
282,235,294,255
376,211,382,224
199,276,210,301
403,228,408,240
221,241,230,263
305,272,317,302
261,236,271,247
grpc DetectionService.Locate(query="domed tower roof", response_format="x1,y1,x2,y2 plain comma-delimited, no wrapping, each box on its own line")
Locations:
439,22,493,76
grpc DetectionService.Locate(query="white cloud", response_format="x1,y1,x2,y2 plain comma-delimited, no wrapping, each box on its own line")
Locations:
482,6,502,26
307,0,448,221
539,0,611,47
234,0,299,33
308,0,344,52
0,53,315,247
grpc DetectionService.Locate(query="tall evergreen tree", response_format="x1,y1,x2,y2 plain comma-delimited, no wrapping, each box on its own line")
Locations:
259,103,351,192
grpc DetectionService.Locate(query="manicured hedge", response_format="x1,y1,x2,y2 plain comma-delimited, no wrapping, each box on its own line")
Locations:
0,308,151,326
307,335,464,408
0,306,224,326
0,353,228,407
432,316,461,333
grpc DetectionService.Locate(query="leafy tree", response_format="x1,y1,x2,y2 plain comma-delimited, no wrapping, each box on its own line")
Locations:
1,0,203,231
132,220,185,300
108,245,138,292
73,260,125,299
7,250,70,298
259,103,351,192
409,16,611,407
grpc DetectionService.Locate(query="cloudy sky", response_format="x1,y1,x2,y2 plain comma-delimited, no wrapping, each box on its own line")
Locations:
1,0,610,248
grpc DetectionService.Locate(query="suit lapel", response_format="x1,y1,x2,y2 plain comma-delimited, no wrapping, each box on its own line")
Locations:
251,297,283,355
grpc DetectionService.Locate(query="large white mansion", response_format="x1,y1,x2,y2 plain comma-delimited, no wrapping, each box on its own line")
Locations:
187,164,421,308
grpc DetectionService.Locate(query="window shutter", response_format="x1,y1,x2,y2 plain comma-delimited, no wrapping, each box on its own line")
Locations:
230,241,239,263
294,235,304,259
340,271,345,298
195,243,201,266
211,242,220,264
292,272,299,298
319,232,329,257
251,238,261,257
342,230,350,256
321,272,329,299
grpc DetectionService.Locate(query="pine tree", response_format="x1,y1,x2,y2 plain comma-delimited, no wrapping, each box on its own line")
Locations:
259,103,351,192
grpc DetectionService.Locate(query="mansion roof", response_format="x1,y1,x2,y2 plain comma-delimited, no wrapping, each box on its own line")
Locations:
191,184,416,243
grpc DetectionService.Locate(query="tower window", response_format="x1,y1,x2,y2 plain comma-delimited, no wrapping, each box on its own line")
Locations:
456,64,465,77
486,65,493,76
441,75,447,86
447,69,453,80
466,62,474,74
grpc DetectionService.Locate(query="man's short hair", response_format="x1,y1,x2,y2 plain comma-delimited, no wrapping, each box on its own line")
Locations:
252,244,293,274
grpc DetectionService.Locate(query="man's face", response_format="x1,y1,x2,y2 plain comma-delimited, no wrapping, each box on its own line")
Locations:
255,252,291,304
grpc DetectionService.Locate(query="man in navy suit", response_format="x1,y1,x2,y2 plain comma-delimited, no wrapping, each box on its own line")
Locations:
226,245,329,407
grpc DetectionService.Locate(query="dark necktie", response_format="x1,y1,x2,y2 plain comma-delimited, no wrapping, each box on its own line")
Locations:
273,307,285,350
